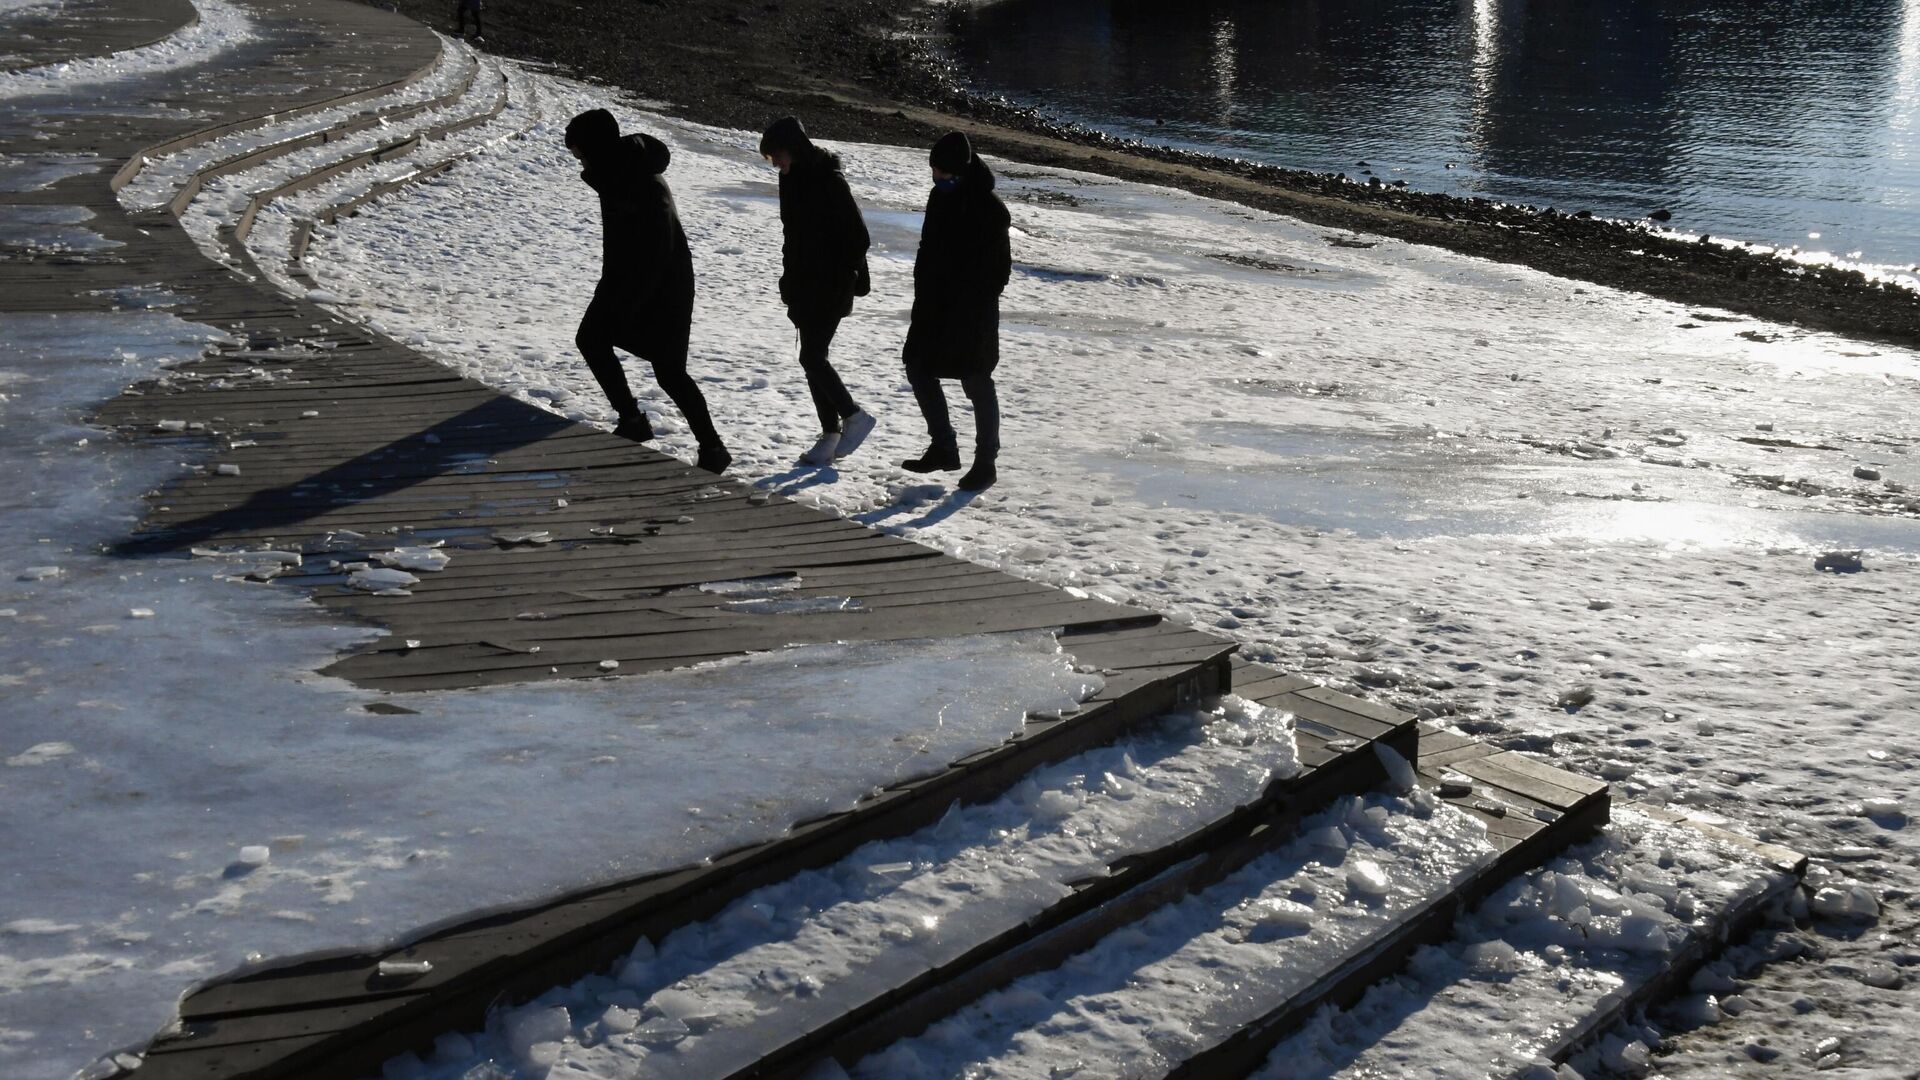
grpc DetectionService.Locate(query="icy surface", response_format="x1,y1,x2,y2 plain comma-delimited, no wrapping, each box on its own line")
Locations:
0,0,256,101
302,73,1920,1071
0,317,1099,1080
0,202,118,251
1254,806,1794,1079
849,792,1493,1078
0,152,104,191
389,696,1299,1079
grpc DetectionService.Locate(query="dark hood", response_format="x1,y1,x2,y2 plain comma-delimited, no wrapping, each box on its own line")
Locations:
962,154,995,193
584,131,671,177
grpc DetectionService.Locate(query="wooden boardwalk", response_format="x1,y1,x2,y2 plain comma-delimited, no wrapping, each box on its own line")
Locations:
4,4,1802,1078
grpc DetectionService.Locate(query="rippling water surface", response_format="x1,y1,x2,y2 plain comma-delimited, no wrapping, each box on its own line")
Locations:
951,0,1920,271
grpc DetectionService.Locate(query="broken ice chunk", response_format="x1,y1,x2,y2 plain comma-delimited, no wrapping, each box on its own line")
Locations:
6,742,75,767
1860,797,1900,817
155,419,188,432
633,1014,691,1045
1347,859,1391,901
504,1005,570,1061
127,607,155,619
346,567,418,593
376,958,433,978
236,845,270,866
1306,825,1349,851
1249,897,1315,935
18,566,61,581
215,464,241,476
598,659,620,671
375,547,452,573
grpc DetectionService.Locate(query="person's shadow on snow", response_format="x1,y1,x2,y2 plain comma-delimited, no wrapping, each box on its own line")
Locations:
756,465,839,498
856,489,980,531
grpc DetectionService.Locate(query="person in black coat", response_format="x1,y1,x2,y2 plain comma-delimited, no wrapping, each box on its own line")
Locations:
566,108,730,474
760,116,876,465
901,131,1012,492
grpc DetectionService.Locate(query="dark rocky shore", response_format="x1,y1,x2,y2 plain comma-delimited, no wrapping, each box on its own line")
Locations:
370,0,1920,350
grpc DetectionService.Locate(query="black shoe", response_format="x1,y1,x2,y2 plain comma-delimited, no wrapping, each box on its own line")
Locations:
696,444,732,474
612,414,654,442
901,444,961,473
957,458,997,492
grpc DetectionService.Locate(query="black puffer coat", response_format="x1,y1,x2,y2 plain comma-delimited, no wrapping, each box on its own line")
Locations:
778,147,870,322
902,155,1013,379
580,132,695,321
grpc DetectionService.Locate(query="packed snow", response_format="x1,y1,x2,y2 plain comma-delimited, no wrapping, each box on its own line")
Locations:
0,314,1101,1080
849,790,1492,1078
1257,806,1797,1079
395,696,1301,1078
288,66,1919,1073
0,0,255,101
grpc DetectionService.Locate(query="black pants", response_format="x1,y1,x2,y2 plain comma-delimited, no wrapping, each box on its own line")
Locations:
907,365,999,459
576,291,721,448
793,316,858,434
455,0,481,35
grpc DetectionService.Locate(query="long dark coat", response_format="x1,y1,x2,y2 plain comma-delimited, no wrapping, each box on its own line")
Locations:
778,148,870,323
902,155,1012,380
580,132,695,344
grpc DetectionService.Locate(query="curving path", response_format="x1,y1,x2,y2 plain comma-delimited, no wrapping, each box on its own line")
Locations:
0,0,197,74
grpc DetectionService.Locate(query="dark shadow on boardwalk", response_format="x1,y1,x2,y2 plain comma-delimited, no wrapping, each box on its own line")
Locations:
112,397,575,553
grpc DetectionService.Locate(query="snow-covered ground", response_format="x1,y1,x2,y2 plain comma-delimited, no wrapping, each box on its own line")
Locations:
0,0,254,101
285,67,1919,1074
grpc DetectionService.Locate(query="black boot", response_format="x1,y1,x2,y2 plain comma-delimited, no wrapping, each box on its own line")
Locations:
696,443,732,475
901,443,961,473
612,414,654,442
957,457,997,492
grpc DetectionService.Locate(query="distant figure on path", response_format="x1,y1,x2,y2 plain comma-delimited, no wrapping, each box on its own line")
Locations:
455,0,482,40
901,131,1011,492
566,109,730,474
760,117,878,466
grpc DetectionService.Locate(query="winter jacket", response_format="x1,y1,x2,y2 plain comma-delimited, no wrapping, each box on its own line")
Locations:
778,147,870,322
902,155,1013,379
579,132,694,322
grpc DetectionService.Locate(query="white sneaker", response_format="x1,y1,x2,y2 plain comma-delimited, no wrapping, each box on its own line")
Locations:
799,431,840,465
835,410,877,458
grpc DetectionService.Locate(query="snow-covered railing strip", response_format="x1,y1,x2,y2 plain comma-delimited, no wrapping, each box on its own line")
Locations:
225,61,511,258
164,49,483,217
286,93,532,273
111,30,445,192
746,682,1420,1078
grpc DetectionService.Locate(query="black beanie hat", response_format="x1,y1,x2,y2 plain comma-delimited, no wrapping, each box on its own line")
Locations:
930,130,972,173
565,108,619,150
759,116,812,156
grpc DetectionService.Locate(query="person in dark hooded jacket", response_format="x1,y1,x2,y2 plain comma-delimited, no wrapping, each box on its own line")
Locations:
900,131,1012,492
566,108,730,474
760,116,877,466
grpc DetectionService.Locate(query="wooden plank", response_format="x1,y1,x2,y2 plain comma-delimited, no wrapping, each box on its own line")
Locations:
1449,756,1598,813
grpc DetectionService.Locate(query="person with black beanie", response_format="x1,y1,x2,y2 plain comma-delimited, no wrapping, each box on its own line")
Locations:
900,130,1012,492
565,108,730,474
759,116,877,465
